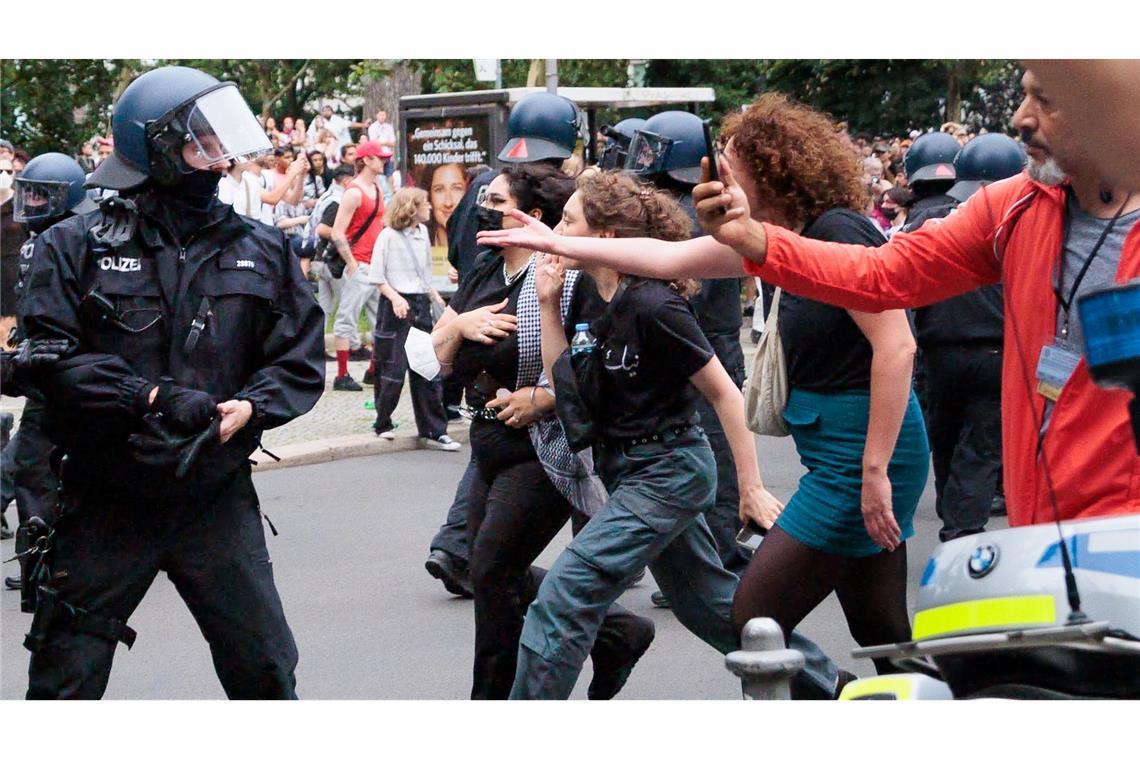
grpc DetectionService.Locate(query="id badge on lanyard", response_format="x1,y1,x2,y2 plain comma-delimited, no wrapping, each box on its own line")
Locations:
1036,339,1081,402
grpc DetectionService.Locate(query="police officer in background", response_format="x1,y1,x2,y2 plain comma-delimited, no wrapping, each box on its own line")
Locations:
17,66,325,699
596,117,648,170
900,131,961,226
907,134,1025,541
426,92,583,596
624,111,752,603
1,152,96,596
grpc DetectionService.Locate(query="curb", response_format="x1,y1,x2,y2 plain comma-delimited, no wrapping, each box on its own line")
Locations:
251,425,471,471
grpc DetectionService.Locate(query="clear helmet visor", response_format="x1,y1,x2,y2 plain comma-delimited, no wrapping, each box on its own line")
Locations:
624,130,674,176
598,141,628,171
13,178,70,223
180,85,272,168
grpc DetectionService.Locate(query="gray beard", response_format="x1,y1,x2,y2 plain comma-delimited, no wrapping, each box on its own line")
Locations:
1028,155,1067,186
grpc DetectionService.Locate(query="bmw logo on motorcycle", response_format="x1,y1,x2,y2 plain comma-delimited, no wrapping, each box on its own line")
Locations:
967,544,1000,579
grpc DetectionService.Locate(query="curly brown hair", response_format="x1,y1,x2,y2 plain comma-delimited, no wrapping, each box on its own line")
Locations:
575,171,699,296
576,171,692,242
720,92,867,229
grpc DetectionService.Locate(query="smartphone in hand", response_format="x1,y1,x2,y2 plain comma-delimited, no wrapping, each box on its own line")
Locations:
702,119,726,215
702,119,721,183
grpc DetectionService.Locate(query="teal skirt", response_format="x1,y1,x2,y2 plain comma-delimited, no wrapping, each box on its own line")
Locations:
776,387,930,558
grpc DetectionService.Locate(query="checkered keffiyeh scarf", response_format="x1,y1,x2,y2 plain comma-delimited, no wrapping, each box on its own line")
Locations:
516,257,608,516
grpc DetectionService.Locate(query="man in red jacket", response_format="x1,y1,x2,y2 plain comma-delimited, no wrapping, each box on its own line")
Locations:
699,68,1140,527
477,67,1140,528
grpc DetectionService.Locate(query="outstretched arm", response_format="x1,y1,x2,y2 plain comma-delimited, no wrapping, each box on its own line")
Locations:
477,210,746,280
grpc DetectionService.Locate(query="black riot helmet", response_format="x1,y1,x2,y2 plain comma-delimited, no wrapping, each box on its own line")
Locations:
498,92,582,164
903,131,960,184
87,65,272,191
625,110,705,187
598,118,648,170
948,133,1027,202
13,152,97,229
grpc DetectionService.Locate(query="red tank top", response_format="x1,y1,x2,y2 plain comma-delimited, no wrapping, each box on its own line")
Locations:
345,181,384,264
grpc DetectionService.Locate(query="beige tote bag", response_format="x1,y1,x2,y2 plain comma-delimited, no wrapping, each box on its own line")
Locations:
743,287,790,436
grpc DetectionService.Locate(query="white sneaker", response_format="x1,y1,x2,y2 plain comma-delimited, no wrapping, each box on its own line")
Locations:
378,429,396,440
423,434,461,452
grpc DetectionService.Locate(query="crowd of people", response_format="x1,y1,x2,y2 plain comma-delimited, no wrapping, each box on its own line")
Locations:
1,60,1138,702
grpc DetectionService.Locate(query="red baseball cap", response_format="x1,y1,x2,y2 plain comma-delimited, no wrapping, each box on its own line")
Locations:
356,140,384,159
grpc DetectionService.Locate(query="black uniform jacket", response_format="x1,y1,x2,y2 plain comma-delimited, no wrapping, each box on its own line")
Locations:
18,192,325,498
905,195,1004,349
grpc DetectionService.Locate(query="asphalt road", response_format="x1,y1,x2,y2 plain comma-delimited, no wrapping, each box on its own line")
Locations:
1,434,980,700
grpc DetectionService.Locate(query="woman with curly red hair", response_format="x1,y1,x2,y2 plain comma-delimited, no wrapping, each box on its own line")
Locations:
480,94,930,680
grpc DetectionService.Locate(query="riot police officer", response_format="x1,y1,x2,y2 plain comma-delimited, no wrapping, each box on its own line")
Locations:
624,110,752,596
900,131,961,225
908,134,1025,541
2,152,96,596
17,66,325,699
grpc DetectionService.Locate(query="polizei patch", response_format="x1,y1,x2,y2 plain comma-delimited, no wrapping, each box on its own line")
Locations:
98,255,141,272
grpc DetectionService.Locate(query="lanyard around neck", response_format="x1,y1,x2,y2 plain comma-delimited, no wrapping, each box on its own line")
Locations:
1053,190,1134,338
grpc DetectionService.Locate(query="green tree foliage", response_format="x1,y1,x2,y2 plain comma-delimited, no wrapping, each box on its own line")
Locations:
746,60,1021,136
164,59,362,119
1,59,141,156
1,58,1023,160
414,59,629,94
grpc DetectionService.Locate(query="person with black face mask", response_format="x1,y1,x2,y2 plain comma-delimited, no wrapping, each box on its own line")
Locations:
15,66,325,699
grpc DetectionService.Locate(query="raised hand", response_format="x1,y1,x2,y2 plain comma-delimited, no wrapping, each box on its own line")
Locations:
535,254,566,305
693,156,756,250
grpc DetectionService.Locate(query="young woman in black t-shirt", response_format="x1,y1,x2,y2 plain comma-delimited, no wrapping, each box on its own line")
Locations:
429,164,653,699
508,172,801,699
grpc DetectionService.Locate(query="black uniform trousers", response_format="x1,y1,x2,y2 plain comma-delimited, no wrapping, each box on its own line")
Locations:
922,346,1003,542
11,398,59,524
372,293,447,438
26,465,298,699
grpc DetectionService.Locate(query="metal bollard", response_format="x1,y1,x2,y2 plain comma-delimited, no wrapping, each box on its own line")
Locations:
724,617,805,700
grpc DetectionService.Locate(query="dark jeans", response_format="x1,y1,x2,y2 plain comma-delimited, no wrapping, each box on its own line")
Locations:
693,396,750,576
11,398,59,525
26,467,298,699
697,334,751,576
512,428,836,699
923,346,1003,542
373,293,447,438
429,455,481,564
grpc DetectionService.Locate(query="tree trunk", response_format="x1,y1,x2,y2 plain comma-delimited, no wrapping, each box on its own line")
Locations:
946,68,962,124
527,59,545,87
362,60,423,157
